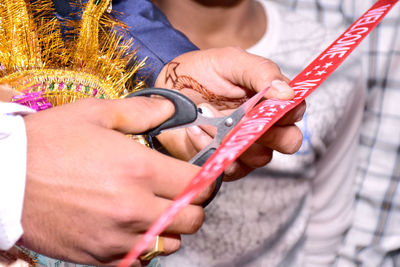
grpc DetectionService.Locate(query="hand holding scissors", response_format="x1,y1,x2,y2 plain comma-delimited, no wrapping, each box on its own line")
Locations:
127,87,270,206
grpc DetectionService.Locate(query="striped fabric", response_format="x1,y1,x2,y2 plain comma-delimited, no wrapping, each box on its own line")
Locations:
274,1,400,266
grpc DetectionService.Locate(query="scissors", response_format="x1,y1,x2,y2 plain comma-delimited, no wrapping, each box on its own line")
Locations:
126,87,268,206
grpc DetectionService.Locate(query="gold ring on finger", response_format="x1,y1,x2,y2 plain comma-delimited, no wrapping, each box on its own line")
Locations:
139,235,165,261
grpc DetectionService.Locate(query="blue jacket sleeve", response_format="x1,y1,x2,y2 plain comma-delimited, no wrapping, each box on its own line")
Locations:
113,0,198,85
53,0,198,86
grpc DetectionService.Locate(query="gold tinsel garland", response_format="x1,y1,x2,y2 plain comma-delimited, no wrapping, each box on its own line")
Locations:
0,0,146,103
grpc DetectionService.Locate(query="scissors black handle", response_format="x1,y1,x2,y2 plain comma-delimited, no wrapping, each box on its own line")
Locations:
126,88,223,207
126,88,198,137
190,148,223,207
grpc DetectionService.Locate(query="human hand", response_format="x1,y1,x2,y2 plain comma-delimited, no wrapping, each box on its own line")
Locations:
154,47,305,180
21,98,213,266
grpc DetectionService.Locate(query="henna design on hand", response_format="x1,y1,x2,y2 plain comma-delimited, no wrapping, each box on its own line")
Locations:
164,62,249,109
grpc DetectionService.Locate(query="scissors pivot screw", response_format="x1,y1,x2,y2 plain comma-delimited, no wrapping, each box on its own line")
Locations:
224,118,234,127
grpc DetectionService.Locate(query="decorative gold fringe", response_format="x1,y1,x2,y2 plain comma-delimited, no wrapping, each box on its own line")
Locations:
0,0,146,105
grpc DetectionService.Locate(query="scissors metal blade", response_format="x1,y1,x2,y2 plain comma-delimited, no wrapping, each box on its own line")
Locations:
190,86,269,207
163,86,270,133
208,86,270,141
188,86,269,163
239,86,270,115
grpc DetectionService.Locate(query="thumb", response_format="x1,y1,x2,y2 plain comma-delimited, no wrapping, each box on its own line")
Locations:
265,80,295,100
84,97,175,134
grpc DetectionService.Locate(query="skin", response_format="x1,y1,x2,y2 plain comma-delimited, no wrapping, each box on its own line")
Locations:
152,0,266,49
21,97,212,266
153,0,306,180
19,48,303,266
5,1,303,266
0,84,20,102
155,48,304,181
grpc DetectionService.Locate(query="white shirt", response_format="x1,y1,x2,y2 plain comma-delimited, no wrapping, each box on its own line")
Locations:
0,103,34,250
276,1,400,266
161,1,365,266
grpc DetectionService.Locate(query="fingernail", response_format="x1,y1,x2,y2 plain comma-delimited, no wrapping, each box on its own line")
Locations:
271,80,292,93
224,163,236,176
187,125,202,135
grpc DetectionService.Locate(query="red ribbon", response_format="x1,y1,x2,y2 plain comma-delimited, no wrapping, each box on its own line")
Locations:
118,0,399,266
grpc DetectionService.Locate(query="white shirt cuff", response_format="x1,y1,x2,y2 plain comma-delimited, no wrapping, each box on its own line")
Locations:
0,103,34,250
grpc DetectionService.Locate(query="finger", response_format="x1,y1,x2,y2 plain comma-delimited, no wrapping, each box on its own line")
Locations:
196,103,222,136
157,129,199,161
275,101,306,126
114,178,206,234
156,234,181,256
138,234,182,264
114,141,213,206
212,47,295,99
185,103,219,147
158,198,205,235
148,150,215,205
223,161,255,182
186,125,213,151
77,97,175,134
184,103,219,149
88,234,182,266
265,80,295,100
189,103,274,177
125,192,205,234
237,142,274,168
257,125,303,154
